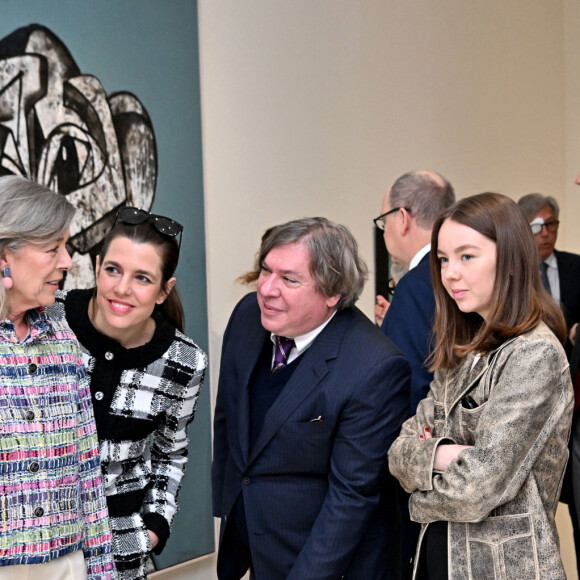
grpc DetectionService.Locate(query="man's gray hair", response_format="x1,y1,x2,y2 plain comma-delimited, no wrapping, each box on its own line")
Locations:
517,193,560,220
0,175,75,318
389,171,455,230
256,217,368,310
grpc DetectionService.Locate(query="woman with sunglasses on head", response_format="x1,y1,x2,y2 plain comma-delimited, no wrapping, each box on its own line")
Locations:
388,193,573,579
48,206,207,580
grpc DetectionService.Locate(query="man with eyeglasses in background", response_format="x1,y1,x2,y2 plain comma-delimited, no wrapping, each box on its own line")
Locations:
517,193,580,356
519,192,580,579
374,170,455,578
375,171,455,412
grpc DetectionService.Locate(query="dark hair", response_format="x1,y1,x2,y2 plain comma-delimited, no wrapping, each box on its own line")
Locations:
97,218,185,331
429,192,566,370
389,171,455,229
240,217,368,310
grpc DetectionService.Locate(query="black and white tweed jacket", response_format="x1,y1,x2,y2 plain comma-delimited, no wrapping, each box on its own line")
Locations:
48,289,207,554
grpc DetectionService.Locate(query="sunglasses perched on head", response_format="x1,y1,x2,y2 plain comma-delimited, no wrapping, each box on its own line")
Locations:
113,206,183,250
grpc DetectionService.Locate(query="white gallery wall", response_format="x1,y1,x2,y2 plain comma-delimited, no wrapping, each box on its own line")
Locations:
153,1,580,578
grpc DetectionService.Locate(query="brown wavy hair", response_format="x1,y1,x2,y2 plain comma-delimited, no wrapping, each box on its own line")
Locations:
239,217,368,310
429,192,566,370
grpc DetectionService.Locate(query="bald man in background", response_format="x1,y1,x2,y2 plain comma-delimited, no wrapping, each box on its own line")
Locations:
375,170,454,413
373,170,455,577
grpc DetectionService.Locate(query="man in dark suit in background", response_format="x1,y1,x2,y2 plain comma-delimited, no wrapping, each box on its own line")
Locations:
374,170,455,577
520,191,580,577
517,193,580,354
375,171,455,413
212,217,411,579
565,174,580,579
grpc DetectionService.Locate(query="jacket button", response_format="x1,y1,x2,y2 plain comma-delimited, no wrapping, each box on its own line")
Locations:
25,410,35,421
105,352,114,361
94,391,104,401
28,363,37,374
242,477,251,485
34,507,45,517
29,462,40,473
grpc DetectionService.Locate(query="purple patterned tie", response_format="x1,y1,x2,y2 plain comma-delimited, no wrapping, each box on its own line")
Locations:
272,335,295,373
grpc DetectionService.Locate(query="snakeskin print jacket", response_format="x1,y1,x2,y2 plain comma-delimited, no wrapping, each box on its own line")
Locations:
389,322,573,579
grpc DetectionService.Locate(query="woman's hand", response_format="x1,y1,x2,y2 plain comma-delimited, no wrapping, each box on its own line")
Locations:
422,427,473,472
433,444,472,472
148,529,159,550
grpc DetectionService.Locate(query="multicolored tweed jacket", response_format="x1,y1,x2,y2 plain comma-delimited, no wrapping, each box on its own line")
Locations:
0,308,116,579
49,289,207,575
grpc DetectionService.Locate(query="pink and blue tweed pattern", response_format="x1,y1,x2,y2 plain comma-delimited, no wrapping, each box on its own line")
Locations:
0,311,116,578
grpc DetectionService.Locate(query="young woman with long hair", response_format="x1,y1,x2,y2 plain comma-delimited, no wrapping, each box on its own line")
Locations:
389,192,573,579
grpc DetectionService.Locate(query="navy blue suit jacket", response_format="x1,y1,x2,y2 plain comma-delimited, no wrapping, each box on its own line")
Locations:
381,254,434,414
555,249,580,332
212,293,411,579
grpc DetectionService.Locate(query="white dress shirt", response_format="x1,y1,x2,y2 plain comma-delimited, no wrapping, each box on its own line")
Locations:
409,244,431,271
270,311,337,367
543,252,560,303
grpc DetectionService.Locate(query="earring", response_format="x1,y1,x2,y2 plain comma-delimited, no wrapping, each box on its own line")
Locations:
2,267,13,290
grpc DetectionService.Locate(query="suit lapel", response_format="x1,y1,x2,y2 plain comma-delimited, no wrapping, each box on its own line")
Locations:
444,353,488,412
247,310,346,466
237,323,270,465
444,338,518,412
555,250,568,302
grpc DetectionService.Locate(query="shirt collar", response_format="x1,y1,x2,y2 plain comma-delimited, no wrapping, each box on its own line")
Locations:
543,252,557,268
270,310,337,356
409,244,431,270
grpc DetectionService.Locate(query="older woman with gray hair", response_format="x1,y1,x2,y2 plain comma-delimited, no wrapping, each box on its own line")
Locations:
0,175,115,579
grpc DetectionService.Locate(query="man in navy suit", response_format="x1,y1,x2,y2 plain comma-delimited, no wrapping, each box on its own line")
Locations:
373,170,455,577
517,193,580,354
212,217,411,579
375,171,455,413
519,191,580,577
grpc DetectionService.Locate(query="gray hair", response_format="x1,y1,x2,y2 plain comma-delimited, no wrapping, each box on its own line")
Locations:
389,171,455,230
254,217,368,310
0,175,75,318
517,193,560,220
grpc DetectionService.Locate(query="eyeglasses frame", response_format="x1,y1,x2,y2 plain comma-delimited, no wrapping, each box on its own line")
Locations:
529,220,559,236
373,207,411,231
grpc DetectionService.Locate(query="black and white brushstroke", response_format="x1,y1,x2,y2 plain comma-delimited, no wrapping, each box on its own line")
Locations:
0,24,157,287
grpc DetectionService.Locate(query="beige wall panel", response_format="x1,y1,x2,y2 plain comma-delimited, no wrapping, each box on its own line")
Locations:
195,2,573,578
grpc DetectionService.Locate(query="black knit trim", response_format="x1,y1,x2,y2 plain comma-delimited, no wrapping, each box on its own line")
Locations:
107,488,148,517
62,288,176,368
142,512,170,554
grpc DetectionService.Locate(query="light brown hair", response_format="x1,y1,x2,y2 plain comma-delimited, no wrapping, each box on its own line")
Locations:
429,192,566,370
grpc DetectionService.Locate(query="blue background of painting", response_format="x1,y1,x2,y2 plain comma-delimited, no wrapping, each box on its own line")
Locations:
1,0,213,569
